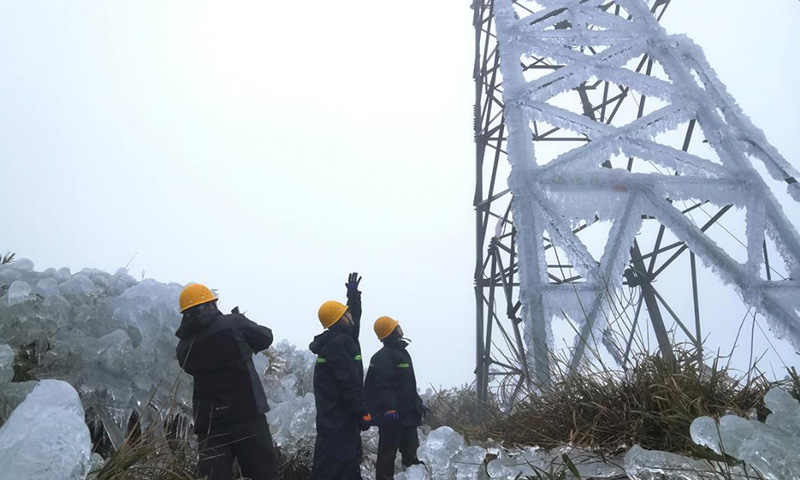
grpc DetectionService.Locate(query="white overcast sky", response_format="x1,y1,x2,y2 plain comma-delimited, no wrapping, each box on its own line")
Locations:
0,0,798,389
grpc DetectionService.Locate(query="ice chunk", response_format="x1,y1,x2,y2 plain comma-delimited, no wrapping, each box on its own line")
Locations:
689,416,728,455
34,277,61,298
764,387,800,440
0,263,192,438
690,391,800,480
0,268,22,284
12,258,34,271
266,392,317,451
418,426,464,480
55,267,72,281
59,274,97,295
453,445,486,480
113,267,137,287
624,444,731,479
0,344,14,384
0,380,92,480
401,464,431,480
7,280,32,305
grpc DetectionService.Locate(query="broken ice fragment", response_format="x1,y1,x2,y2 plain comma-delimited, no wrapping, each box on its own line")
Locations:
7,280,32,305
59,274,97,295
418,426,464,480
453,445,486,480
764,387,800,440
34,277,61,298
12,258,34,271
0,380,92,480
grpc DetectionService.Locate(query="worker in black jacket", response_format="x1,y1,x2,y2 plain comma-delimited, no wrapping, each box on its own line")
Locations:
365,316,425,480
309,272,371,480
175,283,278,480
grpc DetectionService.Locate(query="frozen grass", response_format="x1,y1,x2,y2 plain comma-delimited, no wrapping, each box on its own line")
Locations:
461,346,796,458
87,379,314,480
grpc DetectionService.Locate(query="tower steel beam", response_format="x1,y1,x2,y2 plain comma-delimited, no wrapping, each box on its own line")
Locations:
473,0,800,409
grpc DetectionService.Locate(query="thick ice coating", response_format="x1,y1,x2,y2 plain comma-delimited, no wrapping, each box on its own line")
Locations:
0,260,189,434
690,387,800,479
493,0,800,383
0,380,92,480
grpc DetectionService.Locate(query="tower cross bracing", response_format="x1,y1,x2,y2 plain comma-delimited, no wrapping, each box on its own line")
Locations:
473,0,800,405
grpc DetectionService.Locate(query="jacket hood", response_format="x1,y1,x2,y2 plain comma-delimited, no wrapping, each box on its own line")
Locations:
309,323,350,354
175,306,221,339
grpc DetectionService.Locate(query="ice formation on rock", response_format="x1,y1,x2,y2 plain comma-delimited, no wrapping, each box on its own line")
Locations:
0,379,92,480
257,340,319,453
689,387,800,480
494,0,800,382
419,426,465,479
622,387,800,479
0,260,188,439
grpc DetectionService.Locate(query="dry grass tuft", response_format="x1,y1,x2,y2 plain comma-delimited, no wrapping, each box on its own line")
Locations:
467,346,783,457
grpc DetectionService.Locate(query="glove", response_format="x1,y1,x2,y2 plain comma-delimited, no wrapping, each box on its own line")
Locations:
384,410,399,422
360,413,372,431
345,272,362,292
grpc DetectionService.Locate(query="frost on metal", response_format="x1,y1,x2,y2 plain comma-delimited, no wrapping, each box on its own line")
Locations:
492,0,800,384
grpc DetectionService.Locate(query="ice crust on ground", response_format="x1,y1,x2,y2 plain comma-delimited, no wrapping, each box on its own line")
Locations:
0,380,92,480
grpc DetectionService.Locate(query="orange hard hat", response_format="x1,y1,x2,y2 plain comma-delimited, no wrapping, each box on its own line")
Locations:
374,316,399,340
179,283,218,312
318,300,348,329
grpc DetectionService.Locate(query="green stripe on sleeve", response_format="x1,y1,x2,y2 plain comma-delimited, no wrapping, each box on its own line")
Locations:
398,363,410,368
316,357,326,363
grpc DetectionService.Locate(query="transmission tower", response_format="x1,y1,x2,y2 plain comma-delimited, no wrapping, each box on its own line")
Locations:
473,0,800,407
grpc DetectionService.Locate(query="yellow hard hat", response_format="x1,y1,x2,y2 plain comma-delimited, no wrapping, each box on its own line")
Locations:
318,300,348,329
179,283,218,312
374,316,399,340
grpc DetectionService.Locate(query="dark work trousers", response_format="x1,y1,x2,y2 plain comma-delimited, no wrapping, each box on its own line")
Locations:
311,428,363,480
376,422,421,480
197,415,278,480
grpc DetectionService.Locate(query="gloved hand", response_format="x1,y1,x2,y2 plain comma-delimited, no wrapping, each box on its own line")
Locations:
345,272,362,292
421,404,431,418
360,413,373,431
384,410,399,422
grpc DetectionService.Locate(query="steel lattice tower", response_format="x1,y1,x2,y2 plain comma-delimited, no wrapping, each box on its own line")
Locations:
473,0,800,406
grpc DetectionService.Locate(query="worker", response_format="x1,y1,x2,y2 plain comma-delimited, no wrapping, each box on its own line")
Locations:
309,272,372,480
174,283,278,480
365,316,426,480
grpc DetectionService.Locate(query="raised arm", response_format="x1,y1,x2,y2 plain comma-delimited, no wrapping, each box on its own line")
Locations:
345,272,362,341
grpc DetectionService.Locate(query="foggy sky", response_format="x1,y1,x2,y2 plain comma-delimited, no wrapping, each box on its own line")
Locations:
0,0,798,388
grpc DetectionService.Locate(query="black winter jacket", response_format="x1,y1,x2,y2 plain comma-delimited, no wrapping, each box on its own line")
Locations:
364,335,423,427
309,289,367,434
175,306,273,434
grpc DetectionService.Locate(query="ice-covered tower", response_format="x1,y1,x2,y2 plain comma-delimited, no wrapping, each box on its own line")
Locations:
473,0,800,404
